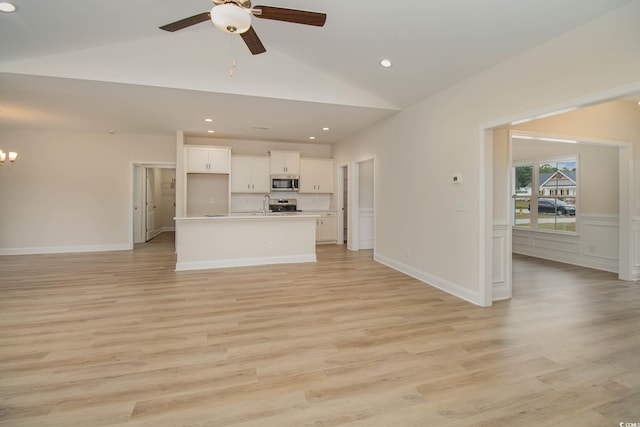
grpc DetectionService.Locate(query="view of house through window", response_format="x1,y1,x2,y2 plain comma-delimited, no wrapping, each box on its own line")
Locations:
513,158,577,232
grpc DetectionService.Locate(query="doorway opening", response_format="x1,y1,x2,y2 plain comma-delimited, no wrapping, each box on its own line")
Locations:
132,163,176,248
483,92,638,306
350,158,375,253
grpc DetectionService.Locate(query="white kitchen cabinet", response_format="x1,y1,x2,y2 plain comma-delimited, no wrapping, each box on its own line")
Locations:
300,158,334,193
185,146,231,174
306,211,337,243
270,150,300,175
231,156,270,193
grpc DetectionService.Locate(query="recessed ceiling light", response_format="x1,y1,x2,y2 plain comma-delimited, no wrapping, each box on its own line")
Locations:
380,59,392,68
322,127,330,131
207,130,215,134
0,2,16,12
309,136,316,140
204,118,213,122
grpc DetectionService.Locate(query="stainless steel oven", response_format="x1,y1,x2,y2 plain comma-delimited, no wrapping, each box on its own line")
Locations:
271,175,299,192
268,199,300,213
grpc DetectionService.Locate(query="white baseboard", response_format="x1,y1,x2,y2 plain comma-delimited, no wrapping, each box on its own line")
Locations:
0,243,131,256
512,247,618,273
161,227,175,232
492,287,511,301
176,254,317,271
374,253,482,306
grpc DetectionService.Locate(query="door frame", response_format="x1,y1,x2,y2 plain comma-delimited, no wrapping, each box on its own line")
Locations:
479,83,640,307
130,161,176,248
350,157,375,252
337,164,348,246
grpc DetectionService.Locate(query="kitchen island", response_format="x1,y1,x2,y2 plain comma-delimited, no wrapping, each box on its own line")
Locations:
174,214,319,271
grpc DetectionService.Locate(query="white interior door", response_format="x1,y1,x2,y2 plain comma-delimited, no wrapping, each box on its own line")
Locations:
145,168,157,241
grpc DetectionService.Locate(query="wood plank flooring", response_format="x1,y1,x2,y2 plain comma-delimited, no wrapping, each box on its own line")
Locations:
1,233,639,426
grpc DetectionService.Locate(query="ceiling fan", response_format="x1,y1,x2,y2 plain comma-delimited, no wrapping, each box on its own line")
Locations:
159,0,327,55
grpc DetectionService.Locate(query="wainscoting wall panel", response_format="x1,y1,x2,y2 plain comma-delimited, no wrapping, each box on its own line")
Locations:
358,208,374,250
513,214,619,273
492,223,510,301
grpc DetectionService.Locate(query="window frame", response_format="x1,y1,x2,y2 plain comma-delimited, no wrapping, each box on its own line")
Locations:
512,154,579,235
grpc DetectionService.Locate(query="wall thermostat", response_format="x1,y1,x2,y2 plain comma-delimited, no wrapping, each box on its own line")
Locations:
453,174,462,184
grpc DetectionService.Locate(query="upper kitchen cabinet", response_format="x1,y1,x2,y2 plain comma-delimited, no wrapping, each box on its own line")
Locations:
270,151,300,175
185,145,231,174
231,156,270,193
300,158,334,193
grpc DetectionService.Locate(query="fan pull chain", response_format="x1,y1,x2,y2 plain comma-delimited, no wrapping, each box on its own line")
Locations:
228,35,236,77
230,58,237,77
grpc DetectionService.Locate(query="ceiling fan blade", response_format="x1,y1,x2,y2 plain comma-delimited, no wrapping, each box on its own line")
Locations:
253,6,326,27
241,27,267,55
159,12,211,32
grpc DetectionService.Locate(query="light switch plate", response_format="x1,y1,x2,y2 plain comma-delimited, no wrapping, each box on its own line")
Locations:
455,200,467,211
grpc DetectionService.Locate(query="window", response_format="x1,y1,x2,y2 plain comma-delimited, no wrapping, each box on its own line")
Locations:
513,157,578,233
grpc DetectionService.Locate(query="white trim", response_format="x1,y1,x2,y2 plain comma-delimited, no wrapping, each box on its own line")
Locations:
0,244,130,256
479,128,493,307
480,82,640,130
492,222,511,301
633,216,640,280
350,161,359,251
358,208,374,249
130,160,176,249
375,253,481,306
337,164,348,246
511,129,635,147
175,254,316,271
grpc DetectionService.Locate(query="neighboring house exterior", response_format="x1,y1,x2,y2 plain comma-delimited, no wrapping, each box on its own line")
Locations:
539,171,577,198
521,170,577,199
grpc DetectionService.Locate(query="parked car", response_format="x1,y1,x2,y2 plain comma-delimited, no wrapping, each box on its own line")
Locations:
530,198,576,215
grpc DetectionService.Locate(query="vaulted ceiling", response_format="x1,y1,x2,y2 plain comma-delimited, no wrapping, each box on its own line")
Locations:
0,0,632,142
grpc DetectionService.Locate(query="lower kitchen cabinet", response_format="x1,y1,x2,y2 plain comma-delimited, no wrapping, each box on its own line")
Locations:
306,211,337,243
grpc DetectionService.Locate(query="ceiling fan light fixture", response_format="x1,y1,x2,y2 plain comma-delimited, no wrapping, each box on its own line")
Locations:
0,2,16,12
210,4,251,34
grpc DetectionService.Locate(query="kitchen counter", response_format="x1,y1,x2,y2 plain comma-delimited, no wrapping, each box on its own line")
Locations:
174,214,319,271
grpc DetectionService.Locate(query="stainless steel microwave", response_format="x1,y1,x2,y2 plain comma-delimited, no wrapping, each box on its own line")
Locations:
271,175,299,192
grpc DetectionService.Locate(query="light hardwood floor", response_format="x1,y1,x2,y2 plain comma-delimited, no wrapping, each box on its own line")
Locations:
1,233,639,426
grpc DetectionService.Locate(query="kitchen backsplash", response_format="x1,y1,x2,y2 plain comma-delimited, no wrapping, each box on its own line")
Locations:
231,193,332,212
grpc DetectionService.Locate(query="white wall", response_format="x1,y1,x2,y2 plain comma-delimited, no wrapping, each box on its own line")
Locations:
0,130,175,253
185,136,331,158
333,2,640,305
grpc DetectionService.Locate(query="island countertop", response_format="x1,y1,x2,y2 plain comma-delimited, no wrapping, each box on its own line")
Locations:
174,214,318,271
174,213,320,220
